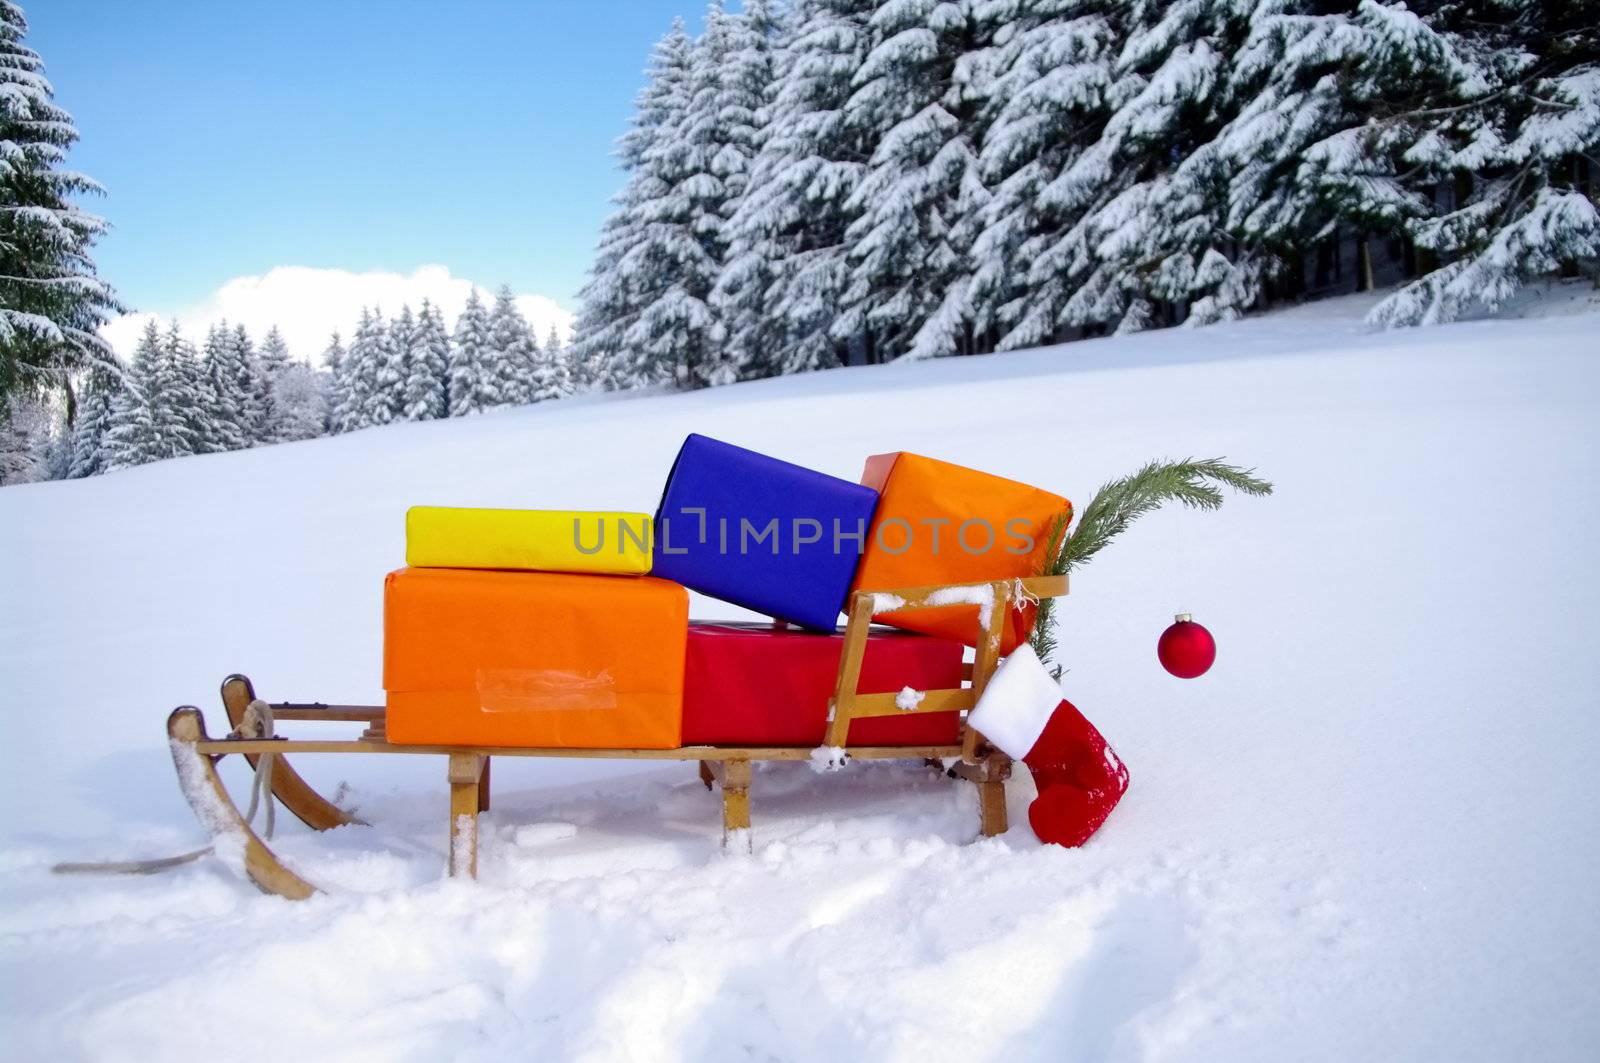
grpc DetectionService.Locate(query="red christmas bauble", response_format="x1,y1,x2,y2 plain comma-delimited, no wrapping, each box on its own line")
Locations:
1158,613,1215,678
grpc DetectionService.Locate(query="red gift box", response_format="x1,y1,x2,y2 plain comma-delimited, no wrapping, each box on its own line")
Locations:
682,621,964,746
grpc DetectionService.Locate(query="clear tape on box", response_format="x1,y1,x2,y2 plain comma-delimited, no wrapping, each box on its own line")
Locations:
476,668,619,712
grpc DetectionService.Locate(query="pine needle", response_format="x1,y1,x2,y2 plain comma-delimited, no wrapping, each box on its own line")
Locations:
1030,458,1273,669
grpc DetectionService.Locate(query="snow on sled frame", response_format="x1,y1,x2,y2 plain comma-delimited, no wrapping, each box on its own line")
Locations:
166,574,1069,900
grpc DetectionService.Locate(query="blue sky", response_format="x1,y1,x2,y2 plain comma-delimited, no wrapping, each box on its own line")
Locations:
28,0,715,326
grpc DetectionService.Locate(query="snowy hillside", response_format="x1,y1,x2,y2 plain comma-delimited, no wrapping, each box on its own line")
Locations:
3,289,1599,1060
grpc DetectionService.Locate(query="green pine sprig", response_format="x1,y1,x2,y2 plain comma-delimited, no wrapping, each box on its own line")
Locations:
1030,458,1273,669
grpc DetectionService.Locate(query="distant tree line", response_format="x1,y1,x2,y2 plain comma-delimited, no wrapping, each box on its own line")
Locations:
2,292,577,483
327,287,572,433
573,0,1599,387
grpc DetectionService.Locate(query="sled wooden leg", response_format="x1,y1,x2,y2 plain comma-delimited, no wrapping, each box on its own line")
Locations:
221,674,364,831
721,759,751,851
167,707,318,900
447,753,482,878
698,759,715,791
477,757,492,812
977,780,1008,837
951,753,1012,838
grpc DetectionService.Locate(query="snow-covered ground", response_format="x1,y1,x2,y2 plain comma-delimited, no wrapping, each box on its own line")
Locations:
3,286,1598,1061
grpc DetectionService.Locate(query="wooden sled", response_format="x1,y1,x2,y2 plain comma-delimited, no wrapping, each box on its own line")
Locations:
167,575,1067,899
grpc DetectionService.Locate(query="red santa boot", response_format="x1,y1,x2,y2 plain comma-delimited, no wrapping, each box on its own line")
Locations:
966,644,1130,847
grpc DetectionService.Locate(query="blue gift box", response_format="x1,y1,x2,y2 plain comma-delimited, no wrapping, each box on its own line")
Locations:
652,434,879,630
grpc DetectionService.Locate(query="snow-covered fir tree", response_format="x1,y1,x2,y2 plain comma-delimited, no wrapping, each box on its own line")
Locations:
1154,1,1346,328
321,331,348,433
961,0,1119,350
719,0,879,374
717,0,783,207
401,300,448,420
166,323,221,454
220,321,326,444
619,1,748,388
1358,0,1600,325
357,308,405,427
573,19,695,389
1161,0,1458,328
165,322,211,457
545,324,581,393
266,357,329,442
391,305,422,417
201,322,252,450
66,366,120,477
258,325,291,377
389,305,416,387
104,322,199,469
0,392,57,484
626,0,772,386
0,0,122,420
185,328,229,455
706,0,790,378
255,326,295,442
487,287,538,406
1073,0,1256,333
338,309,379,431
839,0,997,360
448,290,499,415
527,322,571,403
420,301,452,407
228,325,271,443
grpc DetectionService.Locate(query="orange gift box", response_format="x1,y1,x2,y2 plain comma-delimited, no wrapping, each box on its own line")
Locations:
852,453,1071,654
384,567,688,748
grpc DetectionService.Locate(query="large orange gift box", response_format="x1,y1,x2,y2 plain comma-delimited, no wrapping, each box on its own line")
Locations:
852,452,1071,654
384,567,688,748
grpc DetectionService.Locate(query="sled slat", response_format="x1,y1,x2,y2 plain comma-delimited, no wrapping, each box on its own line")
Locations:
269,705,386,722
863,574,1067,612
195,739,968,760
846,688,975,719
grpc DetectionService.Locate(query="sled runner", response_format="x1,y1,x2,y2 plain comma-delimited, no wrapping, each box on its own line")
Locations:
167,574,1068,899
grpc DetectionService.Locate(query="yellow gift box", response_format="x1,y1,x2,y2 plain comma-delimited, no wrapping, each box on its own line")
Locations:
405,507,653,575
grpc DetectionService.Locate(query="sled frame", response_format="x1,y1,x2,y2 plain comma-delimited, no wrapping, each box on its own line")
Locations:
167,574,1067,899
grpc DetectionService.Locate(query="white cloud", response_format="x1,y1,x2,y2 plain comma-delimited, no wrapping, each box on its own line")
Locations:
100,264,574,366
